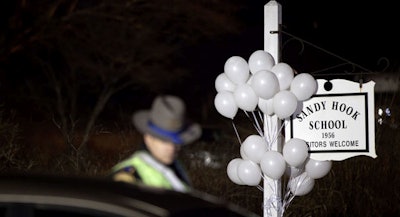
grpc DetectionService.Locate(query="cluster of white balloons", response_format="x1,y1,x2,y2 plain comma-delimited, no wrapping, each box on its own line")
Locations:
227,135,332,196
215,50,332,197
214,50,318,120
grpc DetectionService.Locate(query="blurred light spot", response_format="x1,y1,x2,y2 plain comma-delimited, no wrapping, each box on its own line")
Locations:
385,108,391,116
378,108,383,116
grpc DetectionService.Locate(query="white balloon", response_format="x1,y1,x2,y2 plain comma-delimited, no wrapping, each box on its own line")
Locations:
258,97,274,116
246,74,253,85
283,138,309,167
305,158,332,179
248,50,275,74
290,73,318,101
250,70,280,100
215,73,237,92
271,62,294,90
260,150,286,180
227,158,245,185
289,172,315,196
233,83,258,111
291,100,304,118
214,91,238,119
224,56,250,84
241,135,268,163
285,166,303,178
237,160,262,186
273,90,298,119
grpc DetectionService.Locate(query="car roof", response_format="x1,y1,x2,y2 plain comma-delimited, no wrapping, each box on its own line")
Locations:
0,174,259,217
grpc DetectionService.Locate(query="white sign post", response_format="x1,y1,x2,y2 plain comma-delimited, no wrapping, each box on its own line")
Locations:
262,2,376,217
285,79,377,161
264,1,282,217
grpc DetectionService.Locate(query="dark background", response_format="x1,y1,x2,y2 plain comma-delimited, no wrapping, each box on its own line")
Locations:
1,0,398,115
0,1,399,216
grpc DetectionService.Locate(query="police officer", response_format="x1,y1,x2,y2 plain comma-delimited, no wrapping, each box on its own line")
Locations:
110,95,202,192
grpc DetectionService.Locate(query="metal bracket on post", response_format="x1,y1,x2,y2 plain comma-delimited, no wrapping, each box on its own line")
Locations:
263,1,282,217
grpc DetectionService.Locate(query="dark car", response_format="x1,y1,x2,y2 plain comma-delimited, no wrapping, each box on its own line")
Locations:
0,174,259,217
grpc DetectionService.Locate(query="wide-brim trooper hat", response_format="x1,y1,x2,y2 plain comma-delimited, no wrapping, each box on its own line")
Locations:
132,95,202,145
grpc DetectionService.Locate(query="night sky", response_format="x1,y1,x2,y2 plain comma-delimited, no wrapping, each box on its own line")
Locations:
229,1,399,75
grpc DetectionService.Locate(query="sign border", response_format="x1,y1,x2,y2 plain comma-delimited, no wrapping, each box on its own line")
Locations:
285,79,377,161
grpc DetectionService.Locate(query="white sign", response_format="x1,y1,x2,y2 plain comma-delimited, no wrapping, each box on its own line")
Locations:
285,79,377,161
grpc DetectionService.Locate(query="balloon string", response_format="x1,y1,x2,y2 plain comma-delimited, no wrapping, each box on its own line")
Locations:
264,115,284,150
282,178,296,214
231,120,242,144
264,116,272,147
262,179,283,217
257,110,264,125
264,117,286,150
263,117,269,143
282,166,306,212
255,110,265,134
252,111,264,136
270,121,286,146
244,110,264,136
282,191,295,214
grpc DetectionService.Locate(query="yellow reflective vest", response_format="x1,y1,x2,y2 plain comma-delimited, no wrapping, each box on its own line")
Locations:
112,151,190,192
